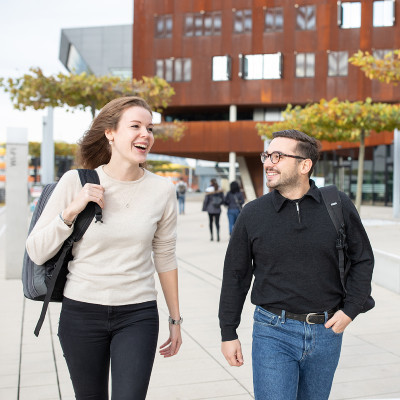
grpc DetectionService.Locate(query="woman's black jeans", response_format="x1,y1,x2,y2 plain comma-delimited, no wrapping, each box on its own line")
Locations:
208,213,220,239
58,297,159,400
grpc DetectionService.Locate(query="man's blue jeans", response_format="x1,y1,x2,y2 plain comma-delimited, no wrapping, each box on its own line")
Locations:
252,306,343,400
227,208,240,234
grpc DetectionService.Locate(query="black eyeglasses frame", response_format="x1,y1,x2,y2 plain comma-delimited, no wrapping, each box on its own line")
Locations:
260,151,307,164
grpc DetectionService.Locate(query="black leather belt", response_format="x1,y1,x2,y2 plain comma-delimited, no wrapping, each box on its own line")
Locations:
260,305,338,324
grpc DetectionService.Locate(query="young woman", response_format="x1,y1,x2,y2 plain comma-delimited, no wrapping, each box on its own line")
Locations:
26,96,182,399
224,181,245,235
202,178,224,241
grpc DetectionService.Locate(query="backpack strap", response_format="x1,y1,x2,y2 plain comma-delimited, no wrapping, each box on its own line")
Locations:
233,193,242,210
77,169,103,225
320,185,347,294
34,239,74,336
34,169,102,336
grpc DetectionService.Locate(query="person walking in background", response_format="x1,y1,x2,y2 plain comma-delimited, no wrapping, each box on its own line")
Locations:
224,181,244,236
176,177,187,215
26,96,182,400
202,178,224,241
219,129,374,400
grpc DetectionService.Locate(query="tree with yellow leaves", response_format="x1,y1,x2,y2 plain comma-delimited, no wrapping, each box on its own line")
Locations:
1,67,174,117
0,68,185,142
256,98,400,211
349,50,400,85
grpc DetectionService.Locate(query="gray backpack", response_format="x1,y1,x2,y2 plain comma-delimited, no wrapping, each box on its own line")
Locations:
177,182,186,194
23,169,102,336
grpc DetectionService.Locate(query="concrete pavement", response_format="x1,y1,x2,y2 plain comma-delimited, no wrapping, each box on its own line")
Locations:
1,196,400,399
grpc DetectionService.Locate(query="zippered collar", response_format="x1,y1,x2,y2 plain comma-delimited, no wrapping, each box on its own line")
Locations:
271,179,321,212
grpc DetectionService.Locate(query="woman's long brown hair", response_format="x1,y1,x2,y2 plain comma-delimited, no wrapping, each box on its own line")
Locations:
77,96,153,169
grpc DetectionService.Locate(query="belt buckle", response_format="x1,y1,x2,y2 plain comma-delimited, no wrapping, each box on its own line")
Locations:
305,313,319,324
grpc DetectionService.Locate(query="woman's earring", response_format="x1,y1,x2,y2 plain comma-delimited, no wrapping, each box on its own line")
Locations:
109,140,113,145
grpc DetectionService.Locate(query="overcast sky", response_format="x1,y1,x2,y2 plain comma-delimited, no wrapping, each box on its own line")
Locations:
0,0,133,144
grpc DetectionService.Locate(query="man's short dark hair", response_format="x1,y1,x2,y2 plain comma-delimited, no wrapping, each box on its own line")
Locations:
272,130,321,177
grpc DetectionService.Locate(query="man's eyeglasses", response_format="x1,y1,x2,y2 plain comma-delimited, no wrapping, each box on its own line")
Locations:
260,151,307,164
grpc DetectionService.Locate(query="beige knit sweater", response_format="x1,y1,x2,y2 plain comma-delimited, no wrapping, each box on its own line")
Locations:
26,166,177,306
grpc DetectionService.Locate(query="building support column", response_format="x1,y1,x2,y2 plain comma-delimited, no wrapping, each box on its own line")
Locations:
228,105,237,183
41,107,54,184
394,128,400,218
237,156,257,201
229,152,236,183
6,128,28,279
188,166,193,190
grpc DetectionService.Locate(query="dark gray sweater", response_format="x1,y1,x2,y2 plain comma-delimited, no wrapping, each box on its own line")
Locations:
218,180,374,341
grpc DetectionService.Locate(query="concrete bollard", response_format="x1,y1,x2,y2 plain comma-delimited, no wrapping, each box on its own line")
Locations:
5,128,28,279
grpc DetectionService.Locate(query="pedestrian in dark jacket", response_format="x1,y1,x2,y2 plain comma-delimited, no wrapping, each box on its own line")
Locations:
224,181,245,235
202,179,224,241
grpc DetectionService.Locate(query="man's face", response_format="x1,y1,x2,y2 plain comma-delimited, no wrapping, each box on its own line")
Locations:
264,137,304,191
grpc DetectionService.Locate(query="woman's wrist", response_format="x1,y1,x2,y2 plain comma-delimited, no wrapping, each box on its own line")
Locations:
60,211,77,227
168,316,183,325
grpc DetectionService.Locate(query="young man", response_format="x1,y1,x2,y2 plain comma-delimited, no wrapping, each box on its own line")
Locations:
218,130,374,400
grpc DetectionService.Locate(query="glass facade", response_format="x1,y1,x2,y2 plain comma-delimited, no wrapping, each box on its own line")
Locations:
66,44,91,74
314,144,394,205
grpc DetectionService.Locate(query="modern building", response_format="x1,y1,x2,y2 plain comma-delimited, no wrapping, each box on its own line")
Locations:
133,0,400,203
59,25,132,79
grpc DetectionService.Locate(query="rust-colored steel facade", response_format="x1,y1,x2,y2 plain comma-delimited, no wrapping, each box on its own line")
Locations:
133,0,399,198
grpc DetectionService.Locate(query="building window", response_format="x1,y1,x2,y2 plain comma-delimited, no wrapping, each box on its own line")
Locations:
67,44,91,74
373,0,395,27
165,59,173,81
328,51,348,76
108,68,132,80
155,15,173,38
184,11,222,37
212,56,232,81
373,49,393,59
338,2,361,28
296,5,316,30
233,9,252,33
155,58,192,82
296,53,315,77
264,7,283,32
265,109,284,121
241,53,282,80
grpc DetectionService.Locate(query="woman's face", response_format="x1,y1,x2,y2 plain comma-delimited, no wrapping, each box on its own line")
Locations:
107,106,154,166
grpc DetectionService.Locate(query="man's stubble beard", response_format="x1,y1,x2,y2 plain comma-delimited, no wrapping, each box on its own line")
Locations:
266,169,302,192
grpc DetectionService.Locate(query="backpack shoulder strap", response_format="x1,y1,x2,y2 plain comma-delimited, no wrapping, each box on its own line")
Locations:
27,183,57,236
320,185,347,293
77,168,100,185
73,169,103,238
319,185,343,232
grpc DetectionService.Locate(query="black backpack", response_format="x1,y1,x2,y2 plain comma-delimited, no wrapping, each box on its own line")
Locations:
320,185,375,313
23,169,103,336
